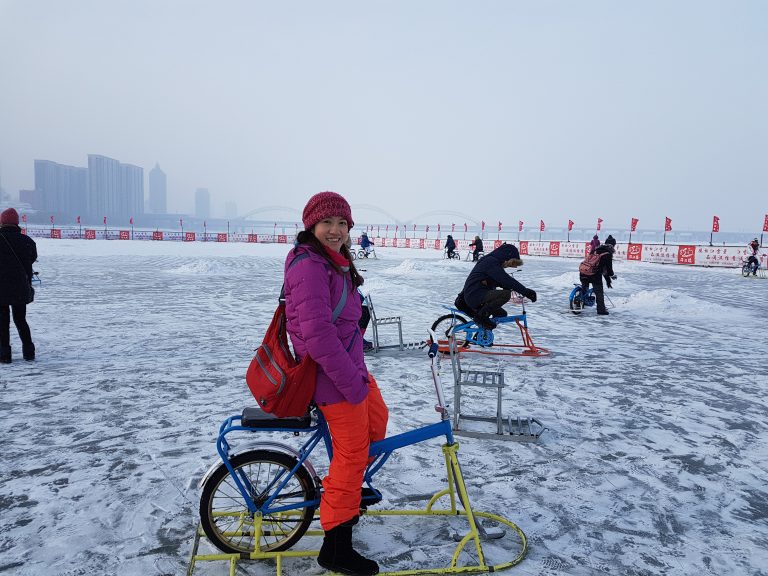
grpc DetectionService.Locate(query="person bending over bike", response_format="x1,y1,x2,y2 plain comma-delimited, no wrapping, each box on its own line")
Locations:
454,243,537,330
444,234,456,259
360,231,374,255
579,236,616,315
469,235,484,261
284,192,387,576
747,238,761,275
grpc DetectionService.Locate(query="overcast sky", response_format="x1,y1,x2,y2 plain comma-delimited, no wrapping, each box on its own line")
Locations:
1,1,766,231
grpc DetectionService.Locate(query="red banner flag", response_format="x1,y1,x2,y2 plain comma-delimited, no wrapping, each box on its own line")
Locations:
518,220,523,232
395,225,399,233
413,224,416,231
567,219,574,231
437,223,441,232
426,224,430,232
763,214,768,232
181,218,184,227
664,217,672,232
50,215,54,224
464,223,467,232
386,224,389,232
597,218,603,231
630,217,638,232
498,221,502,231
22,214,27,223
103,216,107,225
539,220,545,231
712,216,720,232
129,216,133,225
452,223,455,232
481,221,485,231
76,216,80,224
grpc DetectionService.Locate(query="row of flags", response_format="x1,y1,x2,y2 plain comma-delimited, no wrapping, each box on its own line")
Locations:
22,214,768,235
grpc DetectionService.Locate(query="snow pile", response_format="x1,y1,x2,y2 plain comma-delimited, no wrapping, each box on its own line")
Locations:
617,288,739,319
166,260,234,275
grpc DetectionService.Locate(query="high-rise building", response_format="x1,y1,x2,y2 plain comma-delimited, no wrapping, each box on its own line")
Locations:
87,154,143,223
148,163,167,214
33,159,87,218
195,188,210,219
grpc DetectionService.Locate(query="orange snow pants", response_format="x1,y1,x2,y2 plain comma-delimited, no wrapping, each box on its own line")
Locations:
318,374,389,531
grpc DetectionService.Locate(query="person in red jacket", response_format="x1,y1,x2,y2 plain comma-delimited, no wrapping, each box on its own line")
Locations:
284,191,388,576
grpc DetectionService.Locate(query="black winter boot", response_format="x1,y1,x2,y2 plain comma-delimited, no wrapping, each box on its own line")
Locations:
0,346,10,364
22,343,35,361
317,517,379,575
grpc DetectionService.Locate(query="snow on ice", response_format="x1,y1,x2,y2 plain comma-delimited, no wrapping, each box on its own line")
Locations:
1,239,766,576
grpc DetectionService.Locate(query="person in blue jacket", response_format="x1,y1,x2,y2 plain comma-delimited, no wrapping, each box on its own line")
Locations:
360,232,373,255
454,243,537,329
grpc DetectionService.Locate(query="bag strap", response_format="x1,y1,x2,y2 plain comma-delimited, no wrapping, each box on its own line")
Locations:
281,251,348,323
0,232,30,281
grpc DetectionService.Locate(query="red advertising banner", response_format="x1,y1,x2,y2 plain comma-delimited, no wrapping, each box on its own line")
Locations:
50,229,62,239
567,220,573,232
405,238,411,248
434,239,440,250
84,229,96,240
630,217,638,232
712,216,720,233
678,245,696,265
393,238,398,247
539,220,545,231
519,241,529,255
763,214,768,232
276,234,286,244
119,230,130,240
549,241,560,256
597,218,603,231
152,231,164,241
247,234,258,243
419,238,425,249
626,243,643,261
185,232,196,242
665,217,672,232
518,220,523,232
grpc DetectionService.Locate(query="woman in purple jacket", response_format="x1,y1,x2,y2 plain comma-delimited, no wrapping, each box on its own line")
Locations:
284,191,388,576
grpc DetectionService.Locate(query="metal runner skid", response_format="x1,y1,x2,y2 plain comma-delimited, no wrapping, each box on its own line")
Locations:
365,294,404,352
448,336,546,442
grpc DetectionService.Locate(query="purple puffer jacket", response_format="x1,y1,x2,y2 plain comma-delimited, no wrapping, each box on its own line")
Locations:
284,245,369,406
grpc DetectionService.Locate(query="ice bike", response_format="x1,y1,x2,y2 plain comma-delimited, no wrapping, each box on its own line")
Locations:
741,257,765,278
568,281,615,314
357,247,377,259
430,297,549,357
190,336,528,576
444,249,461,260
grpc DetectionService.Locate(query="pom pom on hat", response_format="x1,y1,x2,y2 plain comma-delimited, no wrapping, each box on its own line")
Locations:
302,191,354,230
0,207,19,226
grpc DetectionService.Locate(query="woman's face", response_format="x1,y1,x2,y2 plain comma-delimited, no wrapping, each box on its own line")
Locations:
313,216,349,252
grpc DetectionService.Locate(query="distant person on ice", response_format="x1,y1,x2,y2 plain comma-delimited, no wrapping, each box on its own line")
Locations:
444,234,456,259
359,231,374,255
284,191,387,575
590,234,600,252
578,235,617,316
469,235,484,261
454,243,537,330
747,238,761,275
0,208,37,363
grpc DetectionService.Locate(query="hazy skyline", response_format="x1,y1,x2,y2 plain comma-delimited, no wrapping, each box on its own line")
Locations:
1,1,766,231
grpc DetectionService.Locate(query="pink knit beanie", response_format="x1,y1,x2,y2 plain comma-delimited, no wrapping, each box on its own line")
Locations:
0,207,19,226
302,191,354,230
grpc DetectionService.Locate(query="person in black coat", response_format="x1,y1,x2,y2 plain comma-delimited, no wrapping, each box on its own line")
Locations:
579,235,616,316
444,235,456,259
469,236,484,261
454,243,537,329
0,208,37,362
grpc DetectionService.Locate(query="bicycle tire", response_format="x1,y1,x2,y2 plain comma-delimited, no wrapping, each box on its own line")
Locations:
569,287,583,315
430,314,469,349
742,263,751,278
357,249,367,259
199,450,316,554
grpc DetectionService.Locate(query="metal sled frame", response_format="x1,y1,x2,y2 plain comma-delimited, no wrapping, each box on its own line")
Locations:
436,307,550,357
187,427,527,576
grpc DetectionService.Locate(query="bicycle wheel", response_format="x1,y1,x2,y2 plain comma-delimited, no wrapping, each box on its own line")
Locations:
742,263,751,277
451,252,461,260
199,450,317,554
430,314,469,349
569,288,583,314
357,249,367,259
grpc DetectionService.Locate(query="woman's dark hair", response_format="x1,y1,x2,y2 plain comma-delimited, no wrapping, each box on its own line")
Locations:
295,230,364,287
